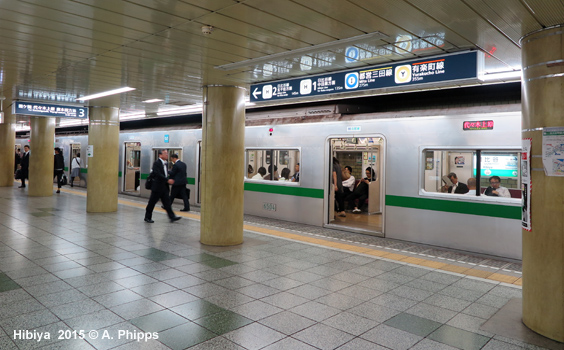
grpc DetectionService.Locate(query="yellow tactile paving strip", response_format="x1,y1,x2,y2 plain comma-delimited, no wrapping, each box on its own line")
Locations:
60,186,522,287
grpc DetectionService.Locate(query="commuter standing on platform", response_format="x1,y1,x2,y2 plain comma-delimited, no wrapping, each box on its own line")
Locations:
19,145,30,188
14,148,21,173
53,147,64,194
168,153,190,212
144,149,181,223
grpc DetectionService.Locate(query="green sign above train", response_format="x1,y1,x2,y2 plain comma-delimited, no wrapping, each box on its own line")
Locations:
250,51,478,102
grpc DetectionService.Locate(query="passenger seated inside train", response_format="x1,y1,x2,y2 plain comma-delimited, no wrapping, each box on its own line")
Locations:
465,178,477,195
442,172,469,194
263,164,279,181
247,164,254,178
342,166,355,197
279,168,291,181
291,163,300,182
484,175,511,197
346,167,375,213
252,166,266,180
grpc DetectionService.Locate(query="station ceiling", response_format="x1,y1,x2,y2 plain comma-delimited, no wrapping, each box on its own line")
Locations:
2,0,562,125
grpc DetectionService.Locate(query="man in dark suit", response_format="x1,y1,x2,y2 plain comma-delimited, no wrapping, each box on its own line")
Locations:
144,149,181,223
19,145,30,188
168,154,190,212
446,172,469,194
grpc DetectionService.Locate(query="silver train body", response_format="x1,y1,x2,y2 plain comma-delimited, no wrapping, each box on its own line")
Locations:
42,103,522,260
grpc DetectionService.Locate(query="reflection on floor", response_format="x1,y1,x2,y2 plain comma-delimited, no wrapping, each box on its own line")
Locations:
331,211,383,233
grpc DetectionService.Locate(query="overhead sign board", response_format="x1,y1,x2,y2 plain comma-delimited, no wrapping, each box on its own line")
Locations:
250,51,478,102
13,101,88,119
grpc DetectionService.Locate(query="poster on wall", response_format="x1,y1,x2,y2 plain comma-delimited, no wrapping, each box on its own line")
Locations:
542,127,564,176
522,138,532,231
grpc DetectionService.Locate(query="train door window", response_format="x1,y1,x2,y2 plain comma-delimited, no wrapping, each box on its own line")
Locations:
328,137,384,236
422,148,521,200
124,142,141,193
246,149,300,183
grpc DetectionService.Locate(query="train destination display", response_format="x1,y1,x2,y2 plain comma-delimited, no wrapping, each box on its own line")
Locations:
13,101,88,119
251,51,477,102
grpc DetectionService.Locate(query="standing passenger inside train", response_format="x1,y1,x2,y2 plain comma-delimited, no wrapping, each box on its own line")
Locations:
346,167,376,213
333,157,346,217
484,175,510,197
168,153,190,212
252,167,266,179
144,149,181,223
444,172,469,194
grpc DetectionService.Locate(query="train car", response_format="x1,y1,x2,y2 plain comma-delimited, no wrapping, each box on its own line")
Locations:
44,103,523,260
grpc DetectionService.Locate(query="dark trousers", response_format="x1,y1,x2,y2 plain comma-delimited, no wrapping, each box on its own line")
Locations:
54,170,63,189
145,188,175,220
335,190,345,212
346,191,368,210
20,178,26,187
170,185,190,210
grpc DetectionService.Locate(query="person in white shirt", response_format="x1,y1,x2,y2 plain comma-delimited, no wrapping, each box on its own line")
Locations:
252,167,266,180
465,178,477,195
70,153,81,187
342,166,356,195
485,176,511,198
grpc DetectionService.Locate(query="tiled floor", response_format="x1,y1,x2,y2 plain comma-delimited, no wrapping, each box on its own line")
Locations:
0,186,557,349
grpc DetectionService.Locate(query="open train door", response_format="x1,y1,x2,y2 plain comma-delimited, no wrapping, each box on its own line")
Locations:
326,136,385,237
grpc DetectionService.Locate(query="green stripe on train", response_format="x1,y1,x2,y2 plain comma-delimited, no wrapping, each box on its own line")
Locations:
140,173,195,185
244,182,324,198
385,194,521,220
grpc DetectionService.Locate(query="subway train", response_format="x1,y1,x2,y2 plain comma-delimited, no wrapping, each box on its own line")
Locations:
18,102,523,260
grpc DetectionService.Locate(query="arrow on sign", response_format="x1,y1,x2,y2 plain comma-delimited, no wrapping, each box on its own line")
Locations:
252,88,262,99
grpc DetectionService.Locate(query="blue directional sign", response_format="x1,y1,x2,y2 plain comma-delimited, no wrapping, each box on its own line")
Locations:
13,101,88,119
250,51,478,102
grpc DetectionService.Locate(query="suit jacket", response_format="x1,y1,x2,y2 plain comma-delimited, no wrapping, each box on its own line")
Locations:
20,152,30,178
448,182,469,194
150,159,170,193
169,160,187,186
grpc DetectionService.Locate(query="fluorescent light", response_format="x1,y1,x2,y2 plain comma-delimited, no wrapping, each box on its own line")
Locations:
157,105,202,116
120,112,146,120
479,70,521,81
142,99,163,103
245,102,256,107
77,87,136,101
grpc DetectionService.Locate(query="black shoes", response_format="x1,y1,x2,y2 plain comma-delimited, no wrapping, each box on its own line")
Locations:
56,190,60,194
170,216,181,222
18,185,25,188
144,218,154,223
180,208,189,212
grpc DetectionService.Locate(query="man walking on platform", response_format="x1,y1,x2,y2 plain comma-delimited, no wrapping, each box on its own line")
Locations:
168,153,190,212
144,149,181,223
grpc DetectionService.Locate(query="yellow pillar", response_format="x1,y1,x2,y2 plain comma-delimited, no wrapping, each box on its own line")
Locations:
200,86,245,246
521,26,564,342
28,117,55,197
0,112,15,187
87,107,119,212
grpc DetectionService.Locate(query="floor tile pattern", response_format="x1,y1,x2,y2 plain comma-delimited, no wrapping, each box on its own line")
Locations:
0,187,552,349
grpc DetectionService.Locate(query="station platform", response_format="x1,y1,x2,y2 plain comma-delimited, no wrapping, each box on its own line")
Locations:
0,185,561,350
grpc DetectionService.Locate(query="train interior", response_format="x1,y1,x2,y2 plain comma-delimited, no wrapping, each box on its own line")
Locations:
123,142,141,194
328,137,384,236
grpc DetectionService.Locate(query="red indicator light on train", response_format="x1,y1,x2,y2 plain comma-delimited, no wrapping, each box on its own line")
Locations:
269,127,273,136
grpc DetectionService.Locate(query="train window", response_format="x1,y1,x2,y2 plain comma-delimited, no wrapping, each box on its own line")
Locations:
246,149,300,183
422,149,521,200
